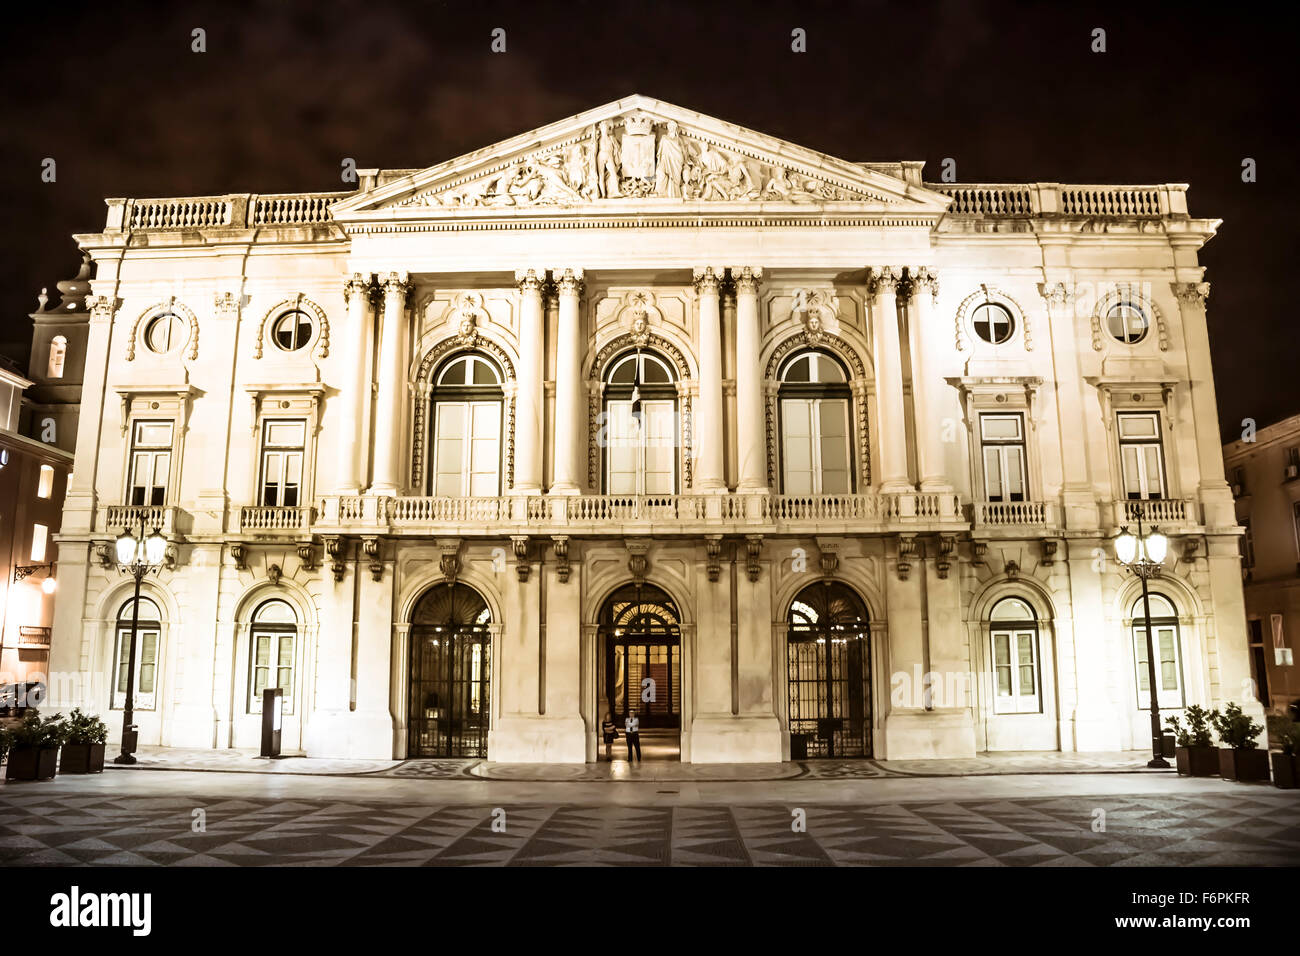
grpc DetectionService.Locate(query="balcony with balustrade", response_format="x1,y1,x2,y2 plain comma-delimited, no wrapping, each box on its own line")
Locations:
971,500,1059,539
1110,498,1201,532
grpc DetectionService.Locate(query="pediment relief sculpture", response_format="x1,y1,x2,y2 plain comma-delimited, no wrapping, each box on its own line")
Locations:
400,113,885,208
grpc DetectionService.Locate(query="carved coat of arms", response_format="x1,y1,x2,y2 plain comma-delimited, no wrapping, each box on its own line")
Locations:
620,113,656,181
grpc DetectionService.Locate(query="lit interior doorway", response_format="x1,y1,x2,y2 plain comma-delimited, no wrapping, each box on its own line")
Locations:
786,580,873,759
597,582,682,761
408,582,492,758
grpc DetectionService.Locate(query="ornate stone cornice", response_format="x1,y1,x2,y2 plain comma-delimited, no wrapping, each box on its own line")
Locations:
1171,281,1210,306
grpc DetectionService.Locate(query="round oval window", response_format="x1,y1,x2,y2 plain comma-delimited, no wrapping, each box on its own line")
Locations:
273,311,313,351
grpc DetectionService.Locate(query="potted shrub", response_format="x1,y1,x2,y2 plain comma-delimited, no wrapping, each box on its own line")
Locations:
59,709,108,774
1268,715,1299,789
1166,705,1219,776
1212,702,1270,783
3,711,67,781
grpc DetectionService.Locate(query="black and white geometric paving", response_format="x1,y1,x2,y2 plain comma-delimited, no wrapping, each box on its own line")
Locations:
1,791,1296,866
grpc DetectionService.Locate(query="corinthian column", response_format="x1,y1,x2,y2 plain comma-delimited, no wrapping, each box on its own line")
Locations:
369,272,409,495
336,273,373,494
905,268,949,491
733,266,767,491
551,267,585,494
693,266,726,492
871,267,911,493
514,268,546,493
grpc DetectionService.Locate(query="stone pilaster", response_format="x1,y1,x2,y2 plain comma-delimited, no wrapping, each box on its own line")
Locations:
870,267,911,492
368,272,409,495
513,268,546,493
336,273,373,494
693,266,726,491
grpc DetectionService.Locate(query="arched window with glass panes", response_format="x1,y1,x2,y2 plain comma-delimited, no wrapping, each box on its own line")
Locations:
112,597,161,711
778,350,853,495
1132,593,1184,710
602,351,678,495
430,353,504,496
988,597,1040,714
248,599,297,714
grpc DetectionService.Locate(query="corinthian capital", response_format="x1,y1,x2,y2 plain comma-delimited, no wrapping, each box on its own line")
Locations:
87,294,118,320
1037,281,1074,308
553,267,585,296
905,268,939,303
379,271,410,299
731,266,763,295
692,266,725,295
515,267,546,293
1171,281,1210,306
870,267,901,295
344,272,372,303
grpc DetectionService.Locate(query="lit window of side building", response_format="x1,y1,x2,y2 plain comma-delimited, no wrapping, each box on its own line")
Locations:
44,96,1258,762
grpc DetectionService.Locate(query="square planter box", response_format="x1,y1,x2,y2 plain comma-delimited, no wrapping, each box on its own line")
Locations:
1161,734,1176,758
4,746,58,781
1175,745,1219,776
1270,752,1299,789
1219,747,1271,783
59,743,106,774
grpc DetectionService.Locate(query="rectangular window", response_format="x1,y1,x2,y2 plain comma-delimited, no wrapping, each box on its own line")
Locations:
605,400,676,495
781,398,851,494
37,465,55,499
30,524,48,562
991,627,1040,714
258,420,306,507
1287,446,1300,476
980,414,1027,503
112,626,159,711
128,420,173,506
249,631,295,714
433,402,501,496
1117,412,1166,500
1134,624,1184,710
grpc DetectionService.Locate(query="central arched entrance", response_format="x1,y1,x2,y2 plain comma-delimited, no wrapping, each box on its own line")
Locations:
598,583,682,760
786,581,872,759
408,582,492,758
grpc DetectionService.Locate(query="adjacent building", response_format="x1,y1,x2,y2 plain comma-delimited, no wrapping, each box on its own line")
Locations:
45,95,1256,761
1224,414,1300,713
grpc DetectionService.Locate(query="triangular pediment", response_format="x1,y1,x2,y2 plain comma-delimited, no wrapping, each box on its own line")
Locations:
332,95,951,218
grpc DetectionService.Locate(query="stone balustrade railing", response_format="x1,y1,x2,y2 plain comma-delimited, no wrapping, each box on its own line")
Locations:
239,505,315,533
930,183,1185,219
103,504,176,535
1112,498,1197,527
110,192,351,232
973,500,1056,528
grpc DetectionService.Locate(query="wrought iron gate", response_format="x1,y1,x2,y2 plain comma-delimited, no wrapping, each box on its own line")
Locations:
408,583,492,758
787,581,872,759
600,583,682,730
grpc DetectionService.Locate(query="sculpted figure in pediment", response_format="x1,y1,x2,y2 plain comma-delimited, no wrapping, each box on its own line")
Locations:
654,121,687,197
596,121,621,199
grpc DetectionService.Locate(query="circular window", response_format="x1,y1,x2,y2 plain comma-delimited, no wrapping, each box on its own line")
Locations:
272,311,314,352
1106,302,1148,344
971,302,1015,344
144,313,184,353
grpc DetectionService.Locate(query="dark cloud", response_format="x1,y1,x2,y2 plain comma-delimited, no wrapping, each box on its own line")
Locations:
1,0,1292,438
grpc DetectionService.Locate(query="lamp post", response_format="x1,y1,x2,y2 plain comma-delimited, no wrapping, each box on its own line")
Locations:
111,518,167,765
1114,504,1171,769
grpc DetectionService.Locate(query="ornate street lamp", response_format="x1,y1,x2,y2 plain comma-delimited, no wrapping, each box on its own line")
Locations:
111,518,168,765
1114,504,1171,769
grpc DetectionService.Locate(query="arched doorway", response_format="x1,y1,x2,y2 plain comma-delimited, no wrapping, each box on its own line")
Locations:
598,583,682,759
786,581,872,759
408,582,492,758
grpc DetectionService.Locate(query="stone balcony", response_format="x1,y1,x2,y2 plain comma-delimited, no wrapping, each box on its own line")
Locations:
971,500,1059,538
1110,497,1201,531
311,492,967,537
102,504,180,536
238,505,316,538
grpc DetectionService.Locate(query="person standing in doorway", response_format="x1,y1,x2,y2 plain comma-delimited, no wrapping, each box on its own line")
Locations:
625,711,642,762
601,714,618,760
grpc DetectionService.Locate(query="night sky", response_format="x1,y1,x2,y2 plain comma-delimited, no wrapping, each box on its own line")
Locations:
1,0,1292,439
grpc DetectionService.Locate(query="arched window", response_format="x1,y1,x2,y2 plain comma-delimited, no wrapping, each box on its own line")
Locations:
989,597,1041,714
602,351,678,495
778,350,852,494
1131,593,1184,709
47,335,67,379
787,581,871,758
113,596,161,711
430,353,504,496
248,599,297,714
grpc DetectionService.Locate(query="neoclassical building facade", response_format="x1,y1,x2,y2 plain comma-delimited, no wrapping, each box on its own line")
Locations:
46,95,1256,761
